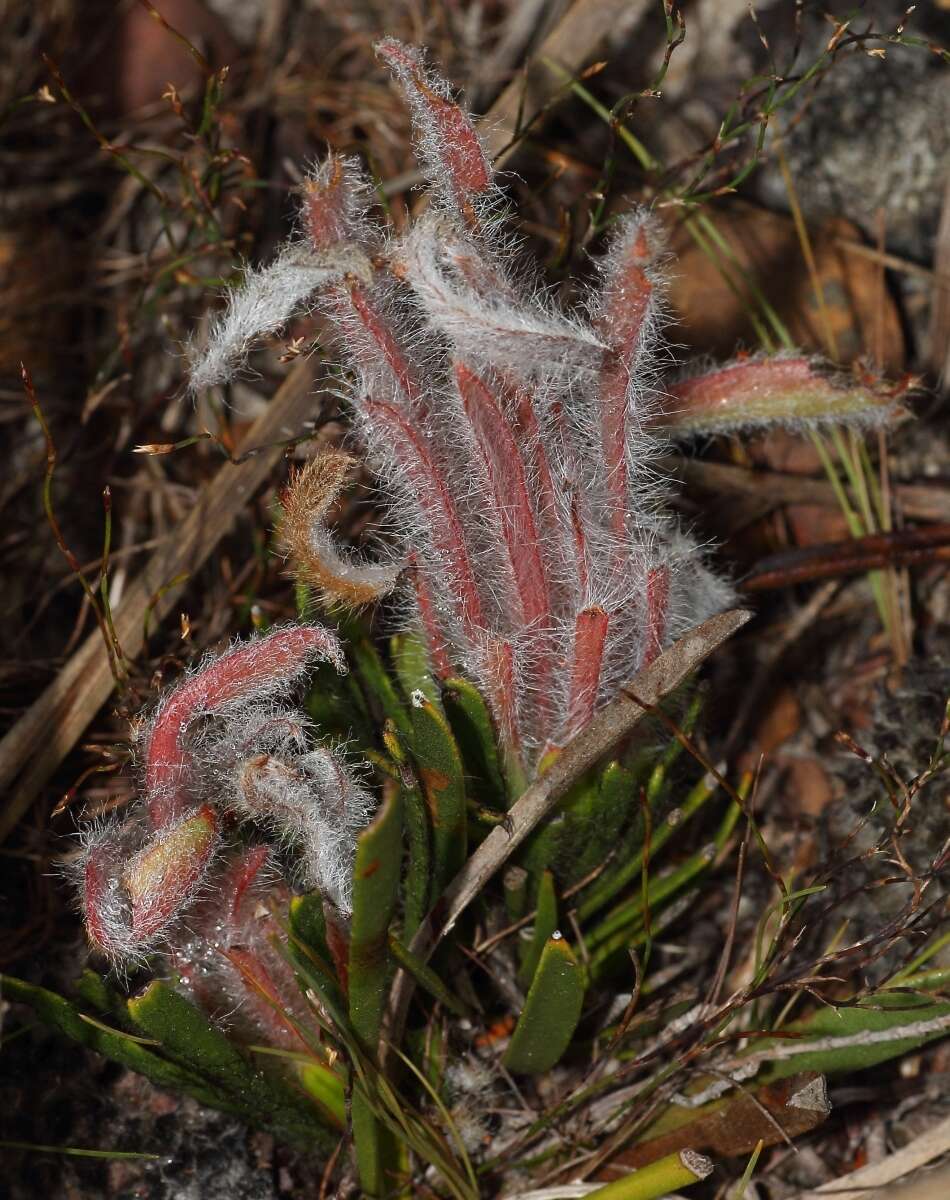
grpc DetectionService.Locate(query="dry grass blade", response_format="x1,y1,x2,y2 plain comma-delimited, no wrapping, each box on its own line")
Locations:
0,360,317,843
480,0,653,161
797,1112,950,1200
670,458,950,525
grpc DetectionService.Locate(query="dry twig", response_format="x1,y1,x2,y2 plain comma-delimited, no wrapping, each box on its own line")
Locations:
0,360,318,842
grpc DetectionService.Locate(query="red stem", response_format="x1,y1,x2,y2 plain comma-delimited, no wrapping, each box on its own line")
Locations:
564,606,610,739
364,399,485,643
455,363,550,628
643,566,670,666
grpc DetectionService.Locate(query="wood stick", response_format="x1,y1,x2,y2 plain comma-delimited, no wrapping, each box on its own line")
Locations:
669,457,950,525
0,361,317,842
797,1112,950,1200
742,523,950,592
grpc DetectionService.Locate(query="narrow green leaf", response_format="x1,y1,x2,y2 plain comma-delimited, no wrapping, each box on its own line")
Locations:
0,1140,162,1162
518,870,559,990
763,991,950,1079
503,935,586,1074
298,1061,347,1129
441,675,507,802
578,771,717,922
288,892,330,961
349,782,404,1048
348,783,404,1197
391,630,441,708
74,969,115,1014
286,893,350,1024
351,1090,400,1198
351,633,412,736
382,721,430,938
516,810,566,877
127,981,332,1145
401,776,431,938
2,974,228,1111
567,761,636,884
388,934,470,1018
407,693,467,901
128,981,281,1106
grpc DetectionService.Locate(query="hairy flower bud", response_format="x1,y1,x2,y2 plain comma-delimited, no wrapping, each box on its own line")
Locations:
124,805,220,941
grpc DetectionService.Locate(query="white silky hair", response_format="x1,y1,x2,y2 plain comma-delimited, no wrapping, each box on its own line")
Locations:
197,702,375,915
184,43,740,769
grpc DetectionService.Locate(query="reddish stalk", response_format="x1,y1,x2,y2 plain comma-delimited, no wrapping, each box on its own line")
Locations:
376,38,493,227
643,566,671,666
364,399,486,642
564,606,610,740
345,280,420,406
409,555,454,678
455,363,550,628
594,223,656,543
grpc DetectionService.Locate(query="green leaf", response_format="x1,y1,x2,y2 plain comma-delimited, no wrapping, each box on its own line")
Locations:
286,892,350,1025
518,870,559,990
388,934,470,1018
763,991,950,1079
2,974,227,1111
6,973,337,1151
578,770,717,923
74,969,129,1022
382,721,430,939
503,935,586,1074
127,981,333,1150
516,810,566,878
349,782,404,1048
351,1090,399,1198
391,630,441,708
351,633,412,737
298,1061,347,1130
516,761,632,885
278,934,351,1043
305,657,367,745
128,981,260,1088
348,783,404,1197
288,892,330,961
566,761,636,885
407,693,467,901
441,675,507,803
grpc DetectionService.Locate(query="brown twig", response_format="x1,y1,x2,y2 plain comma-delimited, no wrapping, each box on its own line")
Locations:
669,457,950,525
741,524,950,592
598,1071,830,1175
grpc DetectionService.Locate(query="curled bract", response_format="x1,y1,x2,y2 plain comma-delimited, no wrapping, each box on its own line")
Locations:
280,451,403,608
